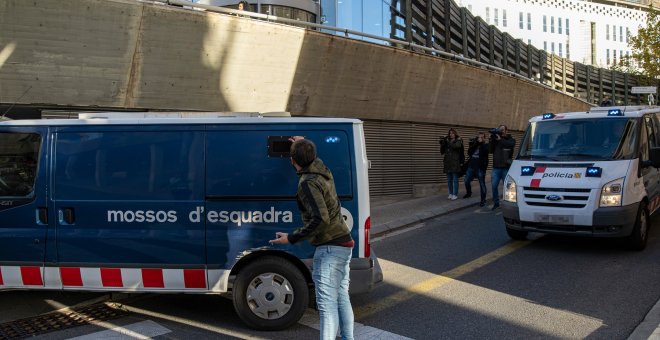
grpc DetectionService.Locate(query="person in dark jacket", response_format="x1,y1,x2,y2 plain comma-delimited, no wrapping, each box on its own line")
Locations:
489,125,516,210
270,137,354,340
439,128,464,200
463,132,489,206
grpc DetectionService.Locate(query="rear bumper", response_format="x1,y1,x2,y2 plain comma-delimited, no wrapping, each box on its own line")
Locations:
349,251,383,294
502,201,639,237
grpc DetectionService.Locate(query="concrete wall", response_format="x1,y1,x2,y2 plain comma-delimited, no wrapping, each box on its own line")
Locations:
0,0,590,130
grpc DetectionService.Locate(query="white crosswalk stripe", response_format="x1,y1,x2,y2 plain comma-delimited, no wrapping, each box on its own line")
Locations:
299,309,414,340
67,320,171,340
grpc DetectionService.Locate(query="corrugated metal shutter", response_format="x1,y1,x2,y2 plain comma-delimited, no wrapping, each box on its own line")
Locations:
364,119,524,198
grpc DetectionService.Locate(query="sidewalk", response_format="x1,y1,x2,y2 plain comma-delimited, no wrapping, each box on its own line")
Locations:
369,188,660,340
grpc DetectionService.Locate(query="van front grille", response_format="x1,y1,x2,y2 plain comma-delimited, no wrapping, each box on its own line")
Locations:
522,187,592,209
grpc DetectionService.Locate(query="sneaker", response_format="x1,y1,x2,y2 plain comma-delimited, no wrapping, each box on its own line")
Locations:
448,195,452,199
450,195,458,200
491,203,500,211
463,193,471,199
479,201,485,207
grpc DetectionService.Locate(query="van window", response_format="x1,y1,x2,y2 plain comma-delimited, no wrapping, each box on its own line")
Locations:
519,118,638,161
206,130,352,198
55,131,204,200
0,132,41,197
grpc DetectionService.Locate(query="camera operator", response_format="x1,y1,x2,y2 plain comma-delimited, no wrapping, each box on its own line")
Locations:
439,128,464,200
463,132,489,207
489,125,515,210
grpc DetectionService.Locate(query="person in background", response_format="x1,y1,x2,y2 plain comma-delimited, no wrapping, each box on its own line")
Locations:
489,125,515,210
439,128,464,201
270,137,354,340
600,95,613,106
464,132,489,207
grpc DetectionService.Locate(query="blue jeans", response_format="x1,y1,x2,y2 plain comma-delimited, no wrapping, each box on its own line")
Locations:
491,167,509,205
313,245,354,340
446,172,460,196
464,167,487,202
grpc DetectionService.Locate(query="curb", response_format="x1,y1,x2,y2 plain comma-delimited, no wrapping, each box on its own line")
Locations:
628,297,660,340
372,200,482,238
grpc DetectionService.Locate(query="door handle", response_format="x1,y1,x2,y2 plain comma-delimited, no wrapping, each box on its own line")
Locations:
59,208,75,224
36,207,48,224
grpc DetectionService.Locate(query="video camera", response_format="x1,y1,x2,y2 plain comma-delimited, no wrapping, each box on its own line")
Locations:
489,128,502,138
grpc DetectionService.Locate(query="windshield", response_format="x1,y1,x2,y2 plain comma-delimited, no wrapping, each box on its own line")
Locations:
518,118,638,161
0,132,41,197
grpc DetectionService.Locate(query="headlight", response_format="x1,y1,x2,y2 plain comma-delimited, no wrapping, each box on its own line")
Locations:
600,177,624,207
504,175,517,203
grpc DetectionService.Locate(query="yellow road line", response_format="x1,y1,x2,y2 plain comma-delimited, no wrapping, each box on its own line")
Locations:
355,240,531,320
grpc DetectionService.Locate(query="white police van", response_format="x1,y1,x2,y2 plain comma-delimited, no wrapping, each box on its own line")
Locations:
502,106,660,250
0,112,382,330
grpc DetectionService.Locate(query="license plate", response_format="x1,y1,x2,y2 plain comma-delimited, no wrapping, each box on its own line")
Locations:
535,214,573,224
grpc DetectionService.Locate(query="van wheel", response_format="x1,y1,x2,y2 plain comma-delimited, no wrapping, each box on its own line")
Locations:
232,256,308,331
506,227,528,240
625,202,649,251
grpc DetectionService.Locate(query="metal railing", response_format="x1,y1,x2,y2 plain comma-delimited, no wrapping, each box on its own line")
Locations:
154,0,597,106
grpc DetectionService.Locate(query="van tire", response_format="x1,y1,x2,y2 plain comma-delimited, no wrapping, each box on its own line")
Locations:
506,227,528,240
625,202,649,251
232,256,308,330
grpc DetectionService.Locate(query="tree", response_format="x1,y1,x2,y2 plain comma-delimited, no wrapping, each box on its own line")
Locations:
623,6,659,79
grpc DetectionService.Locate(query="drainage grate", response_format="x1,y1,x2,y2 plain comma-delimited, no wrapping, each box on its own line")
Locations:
0,302,129,339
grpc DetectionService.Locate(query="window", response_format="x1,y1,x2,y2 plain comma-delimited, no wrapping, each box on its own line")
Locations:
620,26,623,43
519,12,523,29
527,13,531,30
528,39,531,45
613,25,617,41
606,24,610,40
544,41,547,50
0,132,41,197
558,17,562,34
494,8,499,26
566,18,570,35
613,50,617,64
551,16,554,33
55,131,205,201
543,15,547,32
559,43,563,57
486,7,490,23
503,10,507,27
551,42,555,54
567,42,570,59
607,49,610,65
626,27,630,43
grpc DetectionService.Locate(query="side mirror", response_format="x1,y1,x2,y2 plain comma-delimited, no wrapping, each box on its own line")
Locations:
650,147,660,168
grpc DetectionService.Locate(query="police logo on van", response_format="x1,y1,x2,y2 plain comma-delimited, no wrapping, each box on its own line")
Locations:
541,172,582,179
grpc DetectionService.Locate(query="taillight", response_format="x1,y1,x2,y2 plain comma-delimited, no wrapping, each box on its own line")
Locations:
364,216,371,258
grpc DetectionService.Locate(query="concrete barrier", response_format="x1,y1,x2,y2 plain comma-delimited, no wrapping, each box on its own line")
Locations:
0,0,590,130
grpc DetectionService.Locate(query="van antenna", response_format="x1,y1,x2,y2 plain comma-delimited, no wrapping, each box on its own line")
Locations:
1,85,33,119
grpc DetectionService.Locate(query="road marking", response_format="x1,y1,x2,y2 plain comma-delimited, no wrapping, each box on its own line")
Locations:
354,240,531,319
68,320,171,340
299,310,413,340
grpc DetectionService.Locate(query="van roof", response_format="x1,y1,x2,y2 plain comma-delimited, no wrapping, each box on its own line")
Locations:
0,111,363,126
529,106,660,122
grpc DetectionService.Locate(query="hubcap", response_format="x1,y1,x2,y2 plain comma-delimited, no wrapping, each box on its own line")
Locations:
245,273,294,320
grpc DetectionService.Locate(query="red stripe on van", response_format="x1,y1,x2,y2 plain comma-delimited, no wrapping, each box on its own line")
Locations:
535,167,546,174
21,267,43,286
142,269,165,288
530,179,541,188
183,269,206,289
0,269,3,285
60,267,83,286
100,268,123,287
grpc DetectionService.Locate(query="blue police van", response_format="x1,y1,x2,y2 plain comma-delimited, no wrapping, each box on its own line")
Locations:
0,112,382,330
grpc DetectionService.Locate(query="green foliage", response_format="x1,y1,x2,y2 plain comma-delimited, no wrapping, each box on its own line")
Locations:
623,6,659,79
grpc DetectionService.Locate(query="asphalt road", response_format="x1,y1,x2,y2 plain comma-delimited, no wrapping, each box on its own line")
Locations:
2,205,660,339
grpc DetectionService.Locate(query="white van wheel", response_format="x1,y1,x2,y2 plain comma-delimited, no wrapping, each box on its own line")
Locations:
626,203,649,251
232,256,308,330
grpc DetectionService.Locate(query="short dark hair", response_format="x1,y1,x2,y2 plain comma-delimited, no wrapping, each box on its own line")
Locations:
290,139,316,167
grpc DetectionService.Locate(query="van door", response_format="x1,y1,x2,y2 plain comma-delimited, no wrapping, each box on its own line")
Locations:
642,115,660,209
0,127,48,287
52,127,206,289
